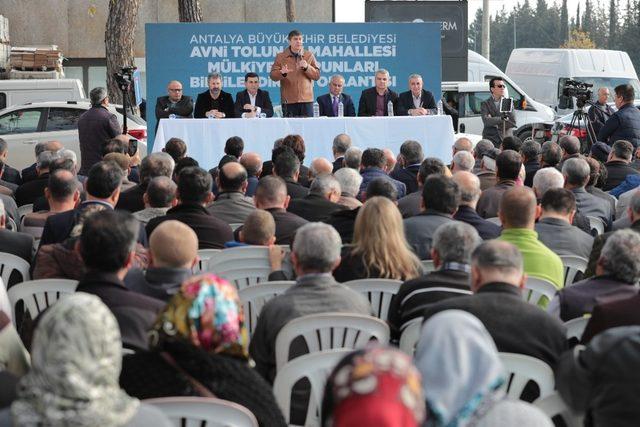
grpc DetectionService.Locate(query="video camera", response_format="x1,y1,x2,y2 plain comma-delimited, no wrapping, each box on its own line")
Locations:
562,80,593,108
113,66,136,92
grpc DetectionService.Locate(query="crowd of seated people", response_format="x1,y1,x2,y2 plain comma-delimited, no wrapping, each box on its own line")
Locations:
2,128,640,426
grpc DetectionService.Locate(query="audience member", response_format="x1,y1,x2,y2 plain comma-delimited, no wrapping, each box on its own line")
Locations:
287,174,345,222
331,133,352,172
558,135,581,170
452,171,501,240
582,293,640,343
540,141,562,169
452,136,473,158
535,188,594,259
585,156,617,214
207,162,255,224
0,199,33,284
104,152,135,191
21,140,62,183
389,140,424,194
397,157,447,218
0,138,21,185
343,146,363,170
333,196,421,282
604,139,639,190
521,140,541,187
281,134,310,187
416,310,553,426
273,146,309,199
15,150,57,207
240,152,262,197
476,150,522,218
334,167,363,209
259,138,284,178
133,176,177,225
563,157,613,228
117,152,175,213
388,222,481,337
422,240,567,367
450,150,475,174
590,140,612,164
173,156,199,182
22,169,80,229
162,137,187,162
383,148,397,173
125,220,197,301
358,148,406,200
404,175,461,259
209,154,237,197
307,157,333,184
237,209,277,246
472,139,493,172
0,293,170,426
147,167,232,249
501,135,523,153
498,186,565,293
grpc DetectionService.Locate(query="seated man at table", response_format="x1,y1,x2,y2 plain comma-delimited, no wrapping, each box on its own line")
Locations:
317,74,356,117
358,69,399,117
397,74,437,116
154,80,193,131
193,72,235,119
234,72,274,118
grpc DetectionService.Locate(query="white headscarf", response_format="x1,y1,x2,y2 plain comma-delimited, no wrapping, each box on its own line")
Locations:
11,292,139,426
414,310,505,427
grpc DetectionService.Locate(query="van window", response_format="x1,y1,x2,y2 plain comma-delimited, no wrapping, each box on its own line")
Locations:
485,76,524,109
46,108,84,131
0,93,5,110
0,109,43,135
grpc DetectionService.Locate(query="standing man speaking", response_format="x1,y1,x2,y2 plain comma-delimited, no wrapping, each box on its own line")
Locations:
270,29,320,117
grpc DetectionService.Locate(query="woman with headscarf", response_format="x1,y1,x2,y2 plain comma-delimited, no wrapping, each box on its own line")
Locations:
322,346,426,427
120,273,286,427
414,310,552,427
0,293,170,426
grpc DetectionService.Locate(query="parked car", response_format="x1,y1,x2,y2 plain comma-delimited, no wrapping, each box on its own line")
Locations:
0,101,146,170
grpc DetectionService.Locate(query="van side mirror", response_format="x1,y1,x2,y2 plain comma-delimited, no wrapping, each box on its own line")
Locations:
459,123,465,133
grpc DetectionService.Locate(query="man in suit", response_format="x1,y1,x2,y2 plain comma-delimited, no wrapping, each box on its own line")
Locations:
397,158,447,219
563,157,613,228
116,152,174,213
397,74,437,116
273,148,309,200
389,140,424,195
358,69,399,117
604,139,639,191
76,209,165,350
234,72,274,118
287,174,345,222
15,150,57,207
582,293,640,343
146,167,233,249
480,77,516,147
476,150,521,218
331,133,352,173
154,80,193,131
317,74,356,117
0,138,21,185
422,240,567,368
193,72,235,118
207,161,255,224
452,171,501,240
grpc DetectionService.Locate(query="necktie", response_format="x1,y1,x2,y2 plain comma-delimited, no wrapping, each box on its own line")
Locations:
332,96,339,116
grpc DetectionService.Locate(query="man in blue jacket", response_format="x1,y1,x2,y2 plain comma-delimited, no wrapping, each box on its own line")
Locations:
598,84,640,148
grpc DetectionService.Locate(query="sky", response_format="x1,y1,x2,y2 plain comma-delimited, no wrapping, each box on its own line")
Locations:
335,0,590,23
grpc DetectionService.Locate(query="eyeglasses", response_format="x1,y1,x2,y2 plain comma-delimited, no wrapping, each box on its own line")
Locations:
494,84,506,88
169,88,183,92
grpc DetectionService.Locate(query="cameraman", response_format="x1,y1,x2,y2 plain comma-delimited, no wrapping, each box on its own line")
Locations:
481,78,516,147
598,84,640,148
588,87,615,136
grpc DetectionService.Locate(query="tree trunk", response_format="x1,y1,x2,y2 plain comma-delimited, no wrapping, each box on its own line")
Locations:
105,0,141,105
286,0,296,22
178,0,202,22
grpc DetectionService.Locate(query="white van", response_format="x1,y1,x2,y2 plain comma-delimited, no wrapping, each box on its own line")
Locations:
505,49,640,114
0,79,86,110
464,50,556,139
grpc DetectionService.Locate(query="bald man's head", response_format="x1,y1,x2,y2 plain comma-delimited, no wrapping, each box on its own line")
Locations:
453,137,473,153
382,148,396,172
453,171,481,207
499,186,538,229
240,152,262,177
218,161,248,192
45,140,63,152
149,220,198,269
309,157,333,179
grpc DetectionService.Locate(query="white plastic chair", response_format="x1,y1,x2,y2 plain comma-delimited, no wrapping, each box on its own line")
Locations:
564,316,590,342
229,222,243,231
193,249,221,274
5,216,17,232
7,279,78,326
499,352,555,401
421,259,435,273
559,255,588,287
523,277,558,306
238,281,295,337
274,312,390,370
342,279,402,321
587,216,605,235
273,349,351,427
144,396,258,427
207,246,279,290
534,392,584,427
0,252,30,286
399,317,423,356
17,204,33,220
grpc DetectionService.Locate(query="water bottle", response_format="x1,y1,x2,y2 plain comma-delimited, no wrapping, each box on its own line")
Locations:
437,100,444,115
337,101,344,117
387,100,394,117
169,114,176,119
313,101,320,118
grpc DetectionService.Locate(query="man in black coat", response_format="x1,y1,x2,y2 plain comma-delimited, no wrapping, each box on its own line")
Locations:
287,174,345,222
272,148,308,200
194,73,235,119
316,74,356,117
422,240,567,368
452,171,501,240
582,293,640,343
603,139,639,191
154,80,193,131
116,152,174,213
0,138,21,185
234,72,273,118
396,74,437,116
389,140,424,195
358,69,399,117
588,87,615,136
598,83,640,148
15,150,56,207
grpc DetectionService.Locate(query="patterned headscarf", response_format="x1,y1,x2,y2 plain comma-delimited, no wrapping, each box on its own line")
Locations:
11,293,139,427
151,273,248,359
322,346,426,427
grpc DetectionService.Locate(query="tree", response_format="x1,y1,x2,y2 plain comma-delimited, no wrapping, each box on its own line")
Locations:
561,29,596,49
609,0,617,48
560,0,569,44
286,0,296,22
576,3,581,28
178,0,202,22
105,0,141,105
582,0,593,34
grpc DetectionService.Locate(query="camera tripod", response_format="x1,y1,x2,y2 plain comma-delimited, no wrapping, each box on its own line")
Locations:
566,101,598,154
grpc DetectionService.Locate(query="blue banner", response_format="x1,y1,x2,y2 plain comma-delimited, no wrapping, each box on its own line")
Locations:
145,22,442,147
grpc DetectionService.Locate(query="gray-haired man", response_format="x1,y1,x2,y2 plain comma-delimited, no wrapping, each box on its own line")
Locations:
397,73,437,116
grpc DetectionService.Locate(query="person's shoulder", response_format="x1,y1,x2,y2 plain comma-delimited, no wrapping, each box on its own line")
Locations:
317,93,330,101
398,90,411,98
156,95,169,103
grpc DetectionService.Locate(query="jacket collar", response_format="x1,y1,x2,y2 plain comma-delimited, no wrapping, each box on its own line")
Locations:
477,282,522,297
79,270,127,289
296,272,336,287
538,216,572,227
168,202,209,215
145,267,192,287
215,191,247,201
417,209,452,219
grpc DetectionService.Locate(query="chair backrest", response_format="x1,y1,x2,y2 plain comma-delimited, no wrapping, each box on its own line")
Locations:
559,255,588,287
421,259,435,273
229,222,243,232
5,216,17,232
587,216,605,235
17,204,34,221
193,249,222,274
238,281,295,337
499,352,555,400
399,317,423,356
342,279,402,321
273,349,351,427
0,252,30,286
534,392,584,427
564,316,590,342
7,279,78,326
144,396,258,427
523,277,558,305
207,246,274,290
275,312,390,370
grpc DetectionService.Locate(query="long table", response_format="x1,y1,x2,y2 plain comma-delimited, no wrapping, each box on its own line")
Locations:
153,115,454,169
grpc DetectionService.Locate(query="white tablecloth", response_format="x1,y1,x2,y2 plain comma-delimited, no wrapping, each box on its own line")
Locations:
154,116,454,169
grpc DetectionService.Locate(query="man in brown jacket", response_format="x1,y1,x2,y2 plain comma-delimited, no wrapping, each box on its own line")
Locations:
270,29,320,117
